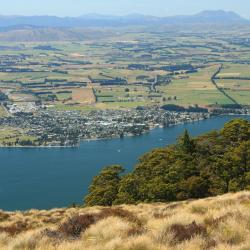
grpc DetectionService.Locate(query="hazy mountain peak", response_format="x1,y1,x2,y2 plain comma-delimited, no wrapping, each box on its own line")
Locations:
0,10,248,28
79,13,120,20
195,10,245,21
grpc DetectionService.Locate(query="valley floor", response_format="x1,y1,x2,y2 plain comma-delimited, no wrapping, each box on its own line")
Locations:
0,191,249,250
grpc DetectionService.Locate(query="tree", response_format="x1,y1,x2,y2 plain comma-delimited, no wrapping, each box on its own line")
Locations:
179,129,196,153
84,165,124,206
221,119,249,145
114,174,140,204
228,141,250,191
146,178,176,202
178,176,210,199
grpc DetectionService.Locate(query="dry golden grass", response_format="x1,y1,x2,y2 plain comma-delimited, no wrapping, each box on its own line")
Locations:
0,191,249,250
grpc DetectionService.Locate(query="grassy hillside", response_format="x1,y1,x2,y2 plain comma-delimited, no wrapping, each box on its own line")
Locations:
0,191,249,249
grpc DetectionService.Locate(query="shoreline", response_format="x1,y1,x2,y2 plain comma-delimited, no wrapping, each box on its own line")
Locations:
0,113,249,148
0,117,209,148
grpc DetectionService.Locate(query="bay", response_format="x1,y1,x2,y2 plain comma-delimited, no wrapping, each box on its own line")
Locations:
0,115,249,211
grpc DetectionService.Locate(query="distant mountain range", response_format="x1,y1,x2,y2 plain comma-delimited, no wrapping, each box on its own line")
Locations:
0,10,248,42
0,10,248,28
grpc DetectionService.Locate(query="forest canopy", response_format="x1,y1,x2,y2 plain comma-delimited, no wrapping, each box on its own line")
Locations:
84,119,250,206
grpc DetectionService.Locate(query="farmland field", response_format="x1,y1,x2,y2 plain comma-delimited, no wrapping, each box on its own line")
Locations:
0,27,250,110
0,105,8,117
72,87,96,104
0,127,37,146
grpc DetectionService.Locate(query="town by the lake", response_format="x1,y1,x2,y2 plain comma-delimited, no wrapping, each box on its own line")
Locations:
0,103,211,147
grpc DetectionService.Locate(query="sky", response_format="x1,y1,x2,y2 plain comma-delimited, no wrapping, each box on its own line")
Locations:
0,0,250,18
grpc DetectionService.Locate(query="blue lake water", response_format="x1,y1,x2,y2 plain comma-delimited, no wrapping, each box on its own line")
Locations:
0,115,249,211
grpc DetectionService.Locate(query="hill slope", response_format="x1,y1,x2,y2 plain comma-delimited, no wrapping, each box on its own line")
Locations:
0,191,249,249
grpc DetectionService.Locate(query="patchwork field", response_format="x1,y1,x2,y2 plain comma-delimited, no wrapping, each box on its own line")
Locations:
217,64,250,78
0,27,250,109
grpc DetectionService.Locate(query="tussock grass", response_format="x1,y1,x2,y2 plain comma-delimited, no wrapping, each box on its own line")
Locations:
0,191,249,250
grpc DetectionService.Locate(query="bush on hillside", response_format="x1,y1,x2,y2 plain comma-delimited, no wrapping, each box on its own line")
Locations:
84,119,250,206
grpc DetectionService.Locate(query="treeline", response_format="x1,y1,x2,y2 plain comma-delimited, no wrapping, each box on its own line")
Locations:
22,79,87,89
84,119,250,206
210,104,249,115
89,76,127,86
159,64,197,72
33,45,61,51
0,68,34,73
211,65,241,108
161,104,208,113
214,76,250,80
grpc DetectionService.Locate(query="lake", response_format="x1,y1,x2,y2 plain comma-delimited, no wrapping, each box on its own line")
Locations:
0,115,249,211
